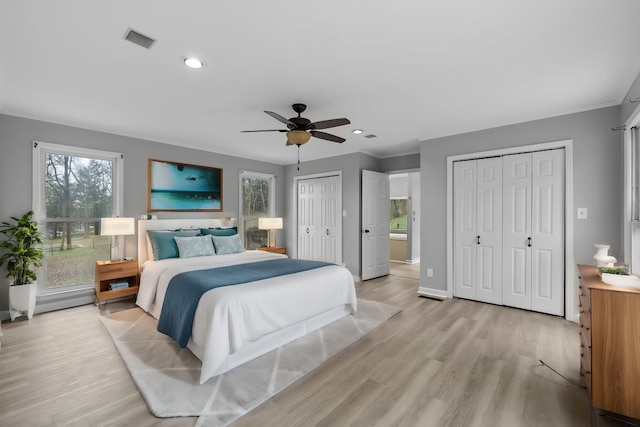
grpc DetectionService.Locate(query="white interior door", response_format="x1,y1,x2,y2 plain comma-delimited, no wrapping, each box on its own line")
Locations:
502,153,533,310
318,176,342,263
453,160,477,300
476,157,503,304
297,179,317,260
502,149,564,315
453,158,502,303
530,149,564,315
361,170,390,280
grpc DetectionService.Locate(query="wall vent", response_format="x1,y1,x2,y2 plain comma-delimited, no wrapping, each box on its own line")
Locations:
365,134,377,139
123,28,156,49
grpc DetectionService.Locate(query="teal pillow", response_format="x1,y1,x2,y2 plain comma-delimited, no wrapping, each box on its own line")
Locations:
174,235,215,258
199,227,237,237
211,234,244,255
148,230,200,260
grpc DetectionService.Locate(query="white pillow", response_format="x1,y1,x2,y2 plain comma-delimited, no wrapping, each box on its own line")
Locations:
173,235,215,258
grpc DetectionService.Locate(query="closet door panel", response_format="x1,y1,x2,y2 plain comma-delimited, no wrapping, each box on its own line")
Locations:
453,160,478,300
502,153,532,310
319,177,340,263
297,181,317,260
476,158,502,304
531,150,564,315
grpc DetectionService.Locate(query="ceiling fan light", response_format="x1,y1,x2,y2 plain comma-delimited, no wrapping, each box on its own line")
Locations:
287,130,311,145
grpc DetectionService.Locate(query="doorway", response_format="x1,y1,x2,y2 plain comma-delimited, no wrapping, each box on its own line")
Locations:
389,172,421,274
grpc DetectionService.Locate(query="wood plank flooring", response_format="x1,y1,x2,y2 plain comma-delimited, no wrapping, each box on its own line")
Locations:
0,267,635,426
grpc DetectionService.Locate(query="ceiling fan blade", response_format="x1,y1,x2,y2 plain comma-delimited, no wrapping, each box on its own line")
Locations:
308,118,350,130
310,130,345,143
241,129,287,133
265,111,295,127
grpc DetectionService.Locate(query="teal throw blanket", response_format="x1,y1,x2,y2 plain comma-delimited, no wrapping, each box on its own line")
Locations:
157,258,333,347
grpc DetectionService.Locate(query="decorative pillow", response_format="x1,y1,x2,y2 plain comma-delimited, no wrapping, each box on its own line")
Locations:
211,234,244,255
199,227,238,237
147,230,200,261
174,235,215,258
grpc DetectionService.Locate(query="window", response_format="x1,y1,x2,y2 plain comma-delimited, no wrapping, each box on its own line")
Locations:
33,141,123,293
390,197,408,234
626,125,640,273
239,171,275,249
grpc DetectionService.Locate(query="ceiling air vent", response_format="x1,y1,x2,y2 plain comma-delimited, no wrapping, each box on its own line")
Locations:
123,28,156,49
365,134,377,139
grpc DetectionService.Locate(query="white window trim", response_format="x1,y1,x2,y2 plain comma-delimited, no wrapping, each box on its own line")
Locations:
623,105,640,272
32,141,124,296
238,170,276,248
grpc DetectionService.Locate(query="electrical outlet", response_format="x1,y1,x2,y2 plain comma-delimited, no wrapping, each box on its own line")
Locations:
427,268,434,278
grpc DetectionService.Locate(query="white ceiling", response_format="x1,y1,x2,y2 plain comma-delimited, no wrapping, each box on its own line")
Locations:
2,1,640,165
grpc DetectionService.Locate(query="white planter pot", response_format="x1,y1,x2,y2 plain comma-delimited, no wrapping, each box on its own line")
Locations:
9,282,36,321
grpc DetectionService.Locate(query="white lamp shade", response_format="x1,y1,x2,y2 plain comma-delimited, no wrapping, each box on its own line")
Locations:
100,217,135,236
258,217,283,230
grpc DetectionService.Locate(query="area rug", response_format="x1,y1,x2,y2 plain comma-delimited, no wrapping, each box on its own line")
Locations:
99,299,400,426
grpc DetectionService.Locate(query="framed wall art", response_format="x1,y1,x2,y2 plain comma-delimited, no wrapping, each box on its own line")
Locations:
148,159,223,212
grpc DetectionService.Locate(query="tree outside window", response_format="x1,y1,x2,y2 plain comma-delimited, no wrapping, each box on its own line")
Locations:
34,142,122,292
390,198,408,234
240,172,275,249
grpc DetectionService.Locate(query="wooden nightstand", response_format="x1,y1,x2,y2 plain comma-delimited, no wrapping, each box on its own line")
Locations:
258,246,286,255
95,259,139,305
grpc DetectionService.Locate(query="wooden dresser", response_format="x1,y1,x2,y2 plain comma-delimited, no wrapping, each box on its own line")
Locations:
578,264,640,419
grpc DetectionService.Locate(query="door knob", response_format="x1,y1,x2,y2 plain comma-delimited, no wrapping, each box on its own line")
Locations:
326,229,330,235
527,237,532,247
362,229,370,233
306,227,310,234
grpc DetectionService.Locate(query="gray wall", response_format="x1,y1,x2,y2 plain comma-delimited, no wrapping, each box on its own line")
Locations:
621,72,640,125
284,152,381,277
379,153,420,172
420,106,623,292
0,114,285,312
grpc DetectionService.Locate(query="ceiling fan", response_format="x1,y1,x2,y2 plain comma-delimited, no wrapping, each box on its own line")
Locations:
241,103,351,146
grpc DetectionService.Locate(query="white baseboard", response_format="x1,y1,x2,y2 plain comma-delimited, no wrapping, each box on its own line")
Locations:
417,286,447,300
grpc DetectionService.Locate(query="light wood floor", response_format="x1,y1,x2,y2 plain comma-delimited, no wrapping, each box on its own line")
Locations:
0,273,635,427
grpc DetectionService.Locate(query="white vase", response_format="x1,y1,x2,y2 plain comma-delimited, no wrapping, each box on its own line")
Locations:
9,282,36,321
593,244,616,267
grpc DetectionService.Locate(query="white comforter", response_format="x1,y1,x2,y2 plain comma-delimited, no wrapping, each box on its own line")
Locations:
136,250,357,383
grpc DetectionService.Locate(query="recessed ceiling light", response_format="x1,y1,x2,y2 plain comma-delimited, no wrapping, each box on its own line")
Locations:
184,57,205,69
352,129,363,134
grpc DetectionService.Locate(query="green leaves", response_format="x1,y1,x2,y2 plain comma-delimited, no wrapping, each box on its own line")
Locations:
0,210,45,286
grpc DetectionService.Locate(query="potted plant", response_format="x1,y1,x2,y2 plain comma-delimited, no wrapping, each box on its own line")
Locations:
0,210,45,320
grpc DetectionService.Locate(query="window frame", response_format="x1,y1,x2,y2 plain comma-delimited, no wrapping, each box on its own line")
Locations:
238,170,276,249
32,141,124,295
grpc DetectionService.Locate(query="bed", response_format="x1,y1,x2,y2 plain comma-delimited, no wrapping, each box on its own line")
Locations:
135,218,357,384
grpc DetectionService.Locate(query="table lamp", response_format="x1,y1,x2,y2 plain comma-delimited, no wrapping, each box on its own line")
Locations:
100,217,135,261
258,217,283,248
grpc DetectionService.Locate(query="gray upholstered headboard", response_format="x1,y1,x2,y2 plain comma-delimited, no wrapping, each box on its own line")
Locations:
137,218,237,267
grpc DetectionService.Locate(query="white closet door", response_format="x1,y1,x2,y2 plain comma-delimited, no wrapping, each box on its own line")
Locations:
502,149,564,315
453,158,502,303
502,153,533,310
453,160,478,300
476,158,503,304
530,150,564,315
318,176,341,263
297,179,318,260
